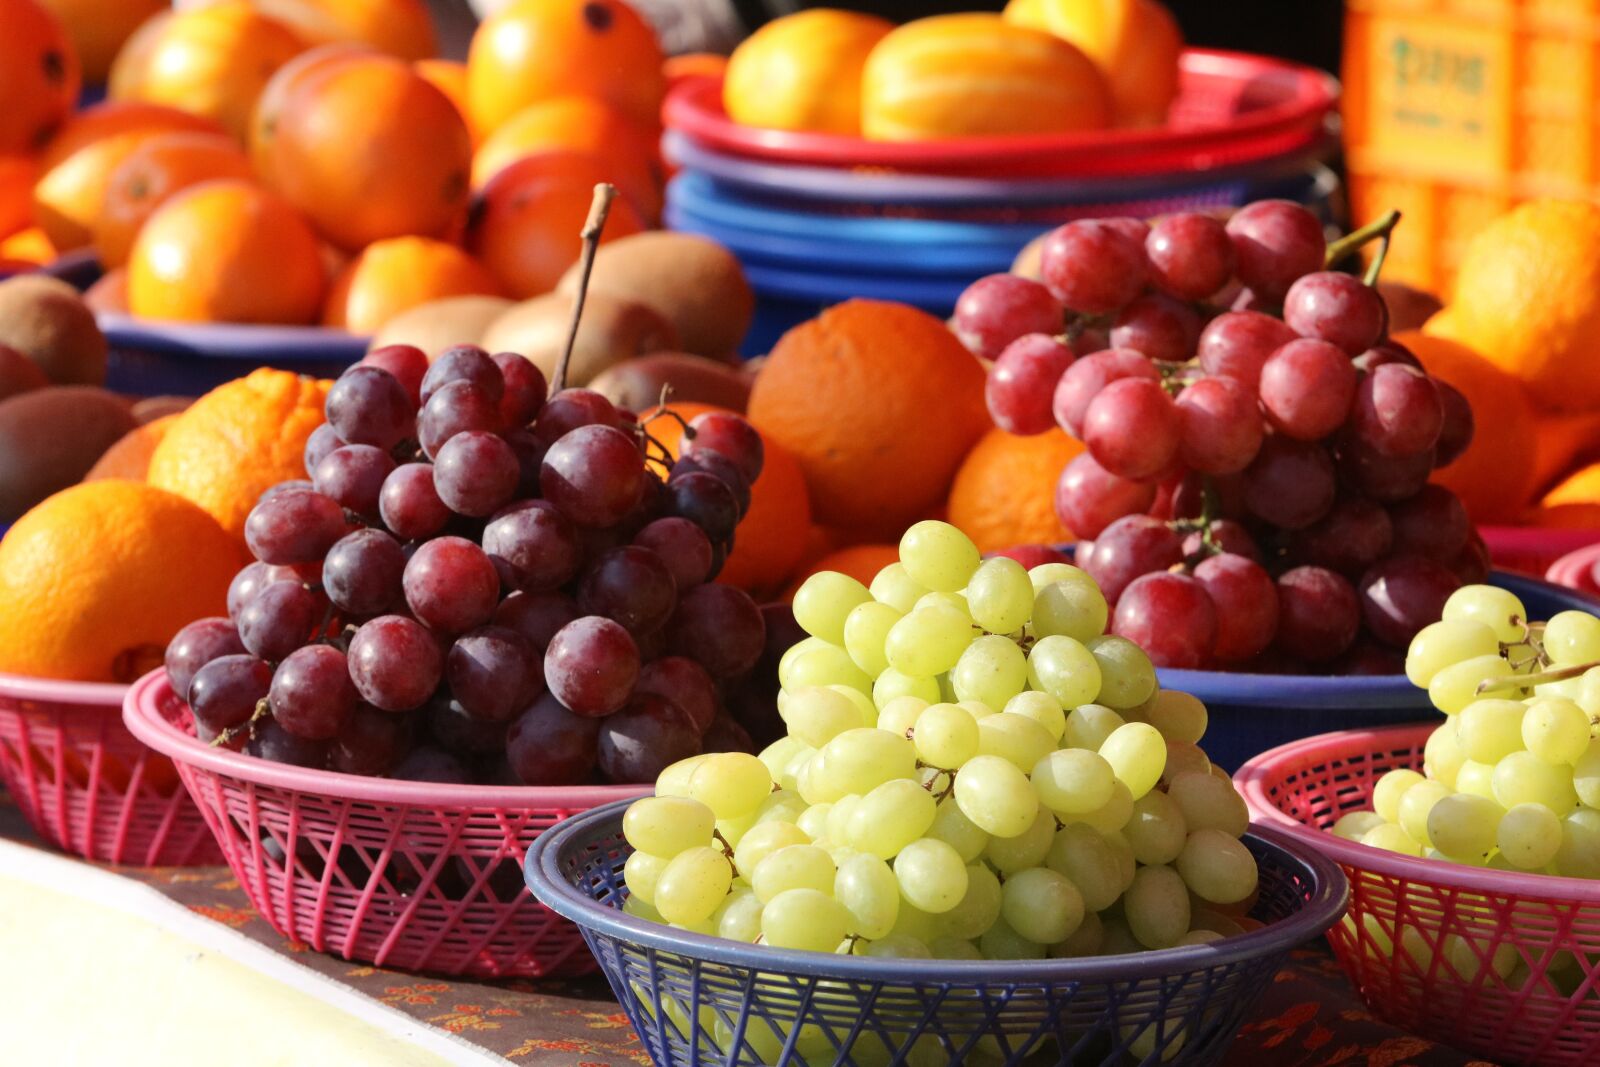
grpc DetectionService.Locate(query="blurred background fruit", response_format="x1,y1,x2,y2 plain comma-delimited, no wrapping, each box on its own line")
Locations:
83,412,174,481
0,0,80,156
471,95,659,194
321,235,502,334
0,273,106,384
415,57,474,139
91,130,254,268
1004,0,1183,127
253,0,437,60
479,289,676,384
0,384,134,520
589,352,753,413
782,543,899,598
466,166,645,297
368,294,514,358
947,426,1082,551
36,0,163,85
722,10,892,135
104,7,169,100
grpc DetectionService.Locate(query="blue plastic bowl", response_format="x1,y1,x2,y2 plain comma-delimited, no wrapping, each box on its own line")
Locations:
526,799,1347,1067
1158,571,1600,772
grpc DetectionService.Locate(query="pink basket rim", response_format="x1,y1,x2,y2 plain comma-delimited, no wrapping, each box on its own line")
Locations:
1482,524,1600,554
1548,542,1600,590
122,669,649,808
0,671,128,708
1235,721,1600,903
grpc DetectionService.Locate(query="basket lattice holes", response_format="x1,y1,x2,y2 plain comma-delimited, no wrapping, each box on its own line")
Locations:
1268,738,1600,1062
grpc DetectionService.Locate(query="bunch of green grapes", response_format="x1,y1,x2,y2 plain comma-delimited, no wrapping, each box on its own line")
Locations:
616,520,1261,977
1339,585,1600,879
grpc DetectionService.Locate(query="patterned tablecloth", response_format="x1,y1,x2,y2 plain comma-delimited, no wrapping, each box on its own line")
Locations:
0,797,1496,1067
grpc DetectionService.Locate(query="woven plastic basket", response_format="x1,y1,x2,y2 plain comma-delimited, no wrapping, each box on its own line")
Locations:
525,799,1348,1067
0,671,219,865
123,670,647,977
1236,724,1600,1065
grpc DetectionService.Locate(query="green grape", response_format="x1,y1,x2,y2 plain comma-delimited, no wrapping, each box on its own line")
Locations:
966,556,1034,635
1445,934,1519,982
623,894,662,923
714,887,764,943
1098,916,1143,956
654,754,711,798
1125,788,1189,865
1032,579,1108,643
1458,699,1528,763
1443,585,1528,644
655,846,733,925
892,837,969,913
1065,779,1135,834
797,802,832,842
1086,635,1157,709
1099,721,1166,798
876,694,928,737
1026,634,1102,708
1428,793,1503,860
1046,823,1123,911
978,916,1046,960
1125,865,1189,949
918,590,972,617
1423,724,1466,788
1175,828,1258,904
1001,867,1084,945
859,932,932,959
870,562,929,614
1405,619,1501,688
1455,759,1497,799
825,795,861,843
1188,907,1245,939
754,788,806,827
884,605,974,678
761,888,850,953
778,636,830,685
1178,929,1223,947
1162,740,1210,783
941,863,1002,939
716,811,755,849
849,778,937,858
759,735,810,781
1003,690,1065,741
983,807,1055,873
1166,770,1248,837
887,898,942,943
1027,562,1083,592
843,600,903,676
957,698,996,719
1140,690,1207,745
1361,822,1424,856
783,642,874,695
781,686,865,748
1050,908,1104,958
913,702,979,769
950,635,1029,710
1498,802,1563,869
1557,808,1600,878
834,851,900,939
900,520,980,592
1577,667,1600,717
1429,654,1516,715
688,752,774,820
793,570,873,644
1492,750,1578,812
976,711,1056,772
1534,674,1585,703
953,754,1039,837
751,844,836,903
1523,697,1591,765
1575,738,1600,808
734,820,812,877
1372,768,1425,823
1032,748,1115,815
1125,1021,1186,1065
623,850,671,905
1331,810,1385,841
818,727,917,796
930,935,985,960
1062,703,1125,750
926,799,989,862
623,795,715,857
1397,779,1450,846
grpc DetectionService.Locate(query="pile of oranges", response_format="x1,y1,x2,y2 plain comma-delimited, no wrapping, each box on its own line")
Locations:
0,0,672,332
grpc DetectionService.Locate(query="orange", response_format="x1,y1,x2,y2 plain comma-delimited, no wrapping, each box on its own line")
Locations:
1439,199,1600,413
1530,411,1600,499
1537,464,1600,528
115,1,308,141
322,236,503,335
105,7,170,100
471,93,660,187
0,156,38,240
948,427,1084,551
748,299,991,536
83,413,175,481
256,52,472,250
466,164,645,299
247,42,372,184
783,544,901,600
416,58,475,141
147,367,331,540
665,52,728,88
0,481,246,682
860,14,1110,141
127,179,327,325
92,131,255,269
251,0,436,60
0,0,80,155
0,226,56,266
38,0,164,84
474,149,660,227
1004,0,1182,128
1395,330,1538,524
467,0,666,133
723,10,893,135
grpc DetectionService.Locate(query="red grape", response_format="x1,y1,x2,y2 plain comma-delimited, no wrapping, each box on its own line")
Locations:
1054,452,1157,539
269,644,357,740
985,544,1071,568
1450,533,1492,586
1358,556,1461,649
422,344,504,405
504,426,547,497
597,692,702,783
702,715,755,754
1337,437,1435,502
1243,435,1335,530
1258,338,1359,441
493,590,580,650
1282,271,1387,354
325,365,414,450
166,617,246,700
1335,639,1407,677
633,517,714,589
482,499,580,592
987,333,1075,436
578,545,678,636
1432,380,1475,467
1181,519,1259,561
1289,494,1393,577
1167,470,1247,522
245,487,349,565
1082,377,1181,481
246,718,330,768
1224,199,1326,301
1196,311,1297,390
1108,293,1201,363
951,273,1065,361
393,746,470,783
1275,566,1360,662
506,692,600,785
1052,348,1159,438
419,379,503,458
1174,376,1263,474
303,422,344,475
1079,514,1183,605
447,625,543,721
1112,572,1217,669
1348,363,1444,456
361,343,428,406
683,411,764,484
544,615,641,716
541,424,646,527
636,655,720,733
323,528,405,616
672,450,751,516
434,430,520,517
667,469,739,542
1353,340,1421,373
187,653,272,732
426,694,511,757
238,579,323,661
379,463,452,541
1145,212,1235,300
347,615,442,712
531,388,620,446
313,444,395,518
403,536,500,633
330,704,412,776
1193,553,1278,662
492,351,547,426
1038,219,1149,313
1389,484,1470,563
668,584,766,677
1072,327,1110,357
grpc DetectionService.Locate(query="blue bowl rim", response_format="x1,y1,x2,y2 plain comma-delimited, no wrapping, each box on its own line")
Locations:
98,312,371,359
524,798,1349,984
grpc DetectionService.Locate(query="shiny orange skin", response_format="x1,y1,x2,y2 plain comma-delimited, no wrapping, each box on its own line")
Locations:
251,0,437,60
467,166,646,298
0,0,81,155
257,53,473,250
1003,0,1183,128
478,149,661,230
38,0,165,84
247,42,373,184
416,59,476,142
321,236,503,334
126,179,327,325
104,8,170,101
93,132,254,269
0,156,39,240
472,94,660,187
467,0,666,133
664,52,728,88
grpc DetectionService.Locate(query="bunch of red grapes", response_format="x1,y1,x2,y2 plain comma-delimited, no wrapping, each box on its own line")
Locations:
163,343,770,786
954,200,1482,673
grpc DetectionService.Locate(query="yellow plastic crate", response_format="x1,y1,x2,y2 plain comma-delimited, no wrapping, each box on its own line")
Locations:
1344,0,1600,291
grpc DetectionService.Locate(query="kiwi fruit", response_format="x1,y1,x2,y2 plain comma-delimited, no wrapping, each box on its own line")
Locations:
369,295,515,359
480,291,677,386
0,274,109,386
0,344,48,402
0,386,138,520
589,352,753,414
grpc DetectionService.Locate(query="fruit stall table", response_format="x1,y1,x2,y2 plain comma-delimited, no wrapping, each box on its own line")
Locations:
0,794,1489,1067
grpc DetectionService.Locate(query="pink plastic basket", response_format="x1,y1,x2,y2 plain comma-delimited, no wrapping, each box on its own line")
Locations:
0,671,220,865
1236,723,1600,1066
1482,525,1600,579
1547,542,1600,598
123,669,649,977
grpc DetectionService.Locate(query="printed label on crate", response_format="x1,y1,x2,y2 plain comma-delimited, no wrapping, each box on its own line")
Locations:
1363,15,1509,170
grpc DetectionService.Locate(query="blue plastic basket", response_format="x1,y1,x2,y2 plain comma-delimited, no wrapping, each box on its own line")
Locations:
525,799,1348,1067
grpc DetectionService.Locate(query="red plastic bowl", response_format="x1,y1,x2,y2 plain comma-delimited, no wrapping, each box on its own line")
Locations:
123,670,648,977
1482,525,1600,579
1236,724,1600,1066
1547,541,1600,597
664,50,1339,178
0,671,220,865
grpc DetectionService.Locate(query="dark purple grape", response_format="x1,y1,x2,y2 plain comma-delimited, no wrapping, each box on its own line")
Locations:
577,545,678,636
421,344,503,406
269,645,357,740
313,444,395,518
672,450,751,516
1275,566,1360,663
166,617,246,699
1193,554,1278,663
446,625,543,722
1054,452,1157,540
187,653,272,732
1243,435,1336,530
493,591,580,650
1145,212,1235,300
1353,340,1421,373
424,693,511,757
1433,380,1475,468
1079,515,1183,606
323,528,405,616
544,616,640,717
325,365,414,450
1358,556,1460,649
238,580,323,662
506,693,599,785
244,488,349,565
683,411,765,484
491,351,547,427
1389,485,1470,562
361,344,428,406
347,615,442,712
633,517,713,590
1195,310,1298,390
1450,533,1492,586
636,655,719,733
227,561,274,624
1108,293,1201,363
330,704,412,776
1282,271,1387,354
540,424,646,527
433,430,519,517
1336,638,1406,677
1111,572,1217,669
531,388,620,446
246,718,330,768
597,693,702,783
667,584,765,678
701,715,754,753
1290,495,1393,577
482,499,581,592
379,463,452,541
503,426,546,497
393,746,470,784
258,479,315,502
666,470,738,542
1348,364,1444,457
1337,438,1435,503
1224,199,1326,301
1181,519,1259,562
303,422,345,475
402,536,499,634
419,380,502,459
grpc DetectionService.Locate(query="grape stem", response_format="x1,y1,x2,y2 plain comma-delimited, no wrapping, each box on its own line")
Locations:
1323,209,1402,278
550,183,617,395
1476,659,1598,695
